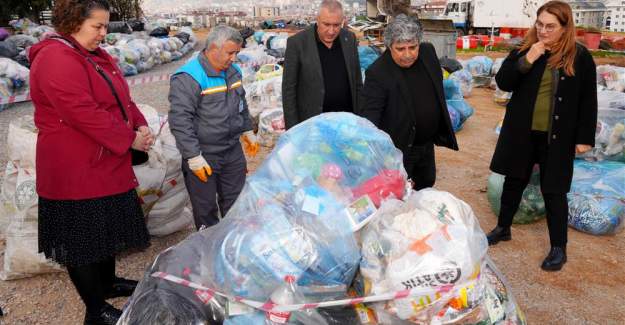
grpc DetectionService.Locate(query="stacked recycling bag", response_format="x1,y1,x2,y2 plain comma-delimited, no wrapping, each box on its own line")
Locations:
102,26,197,76
490,58,512,106
578,91,625,163
0,105,192,281
487,167,546,224
0,58,30,111
443,76,474,132
119,113,526,325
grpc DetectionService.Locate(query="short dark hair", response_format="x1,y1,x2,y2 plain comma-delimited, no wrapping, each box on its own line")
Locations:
52,0,110,35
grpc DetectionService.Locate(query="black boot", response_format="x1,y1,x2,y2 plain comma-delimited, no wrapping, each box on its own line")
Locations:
541,246,567,271
486,226,511,246
84,303,122,325
105,277,138,299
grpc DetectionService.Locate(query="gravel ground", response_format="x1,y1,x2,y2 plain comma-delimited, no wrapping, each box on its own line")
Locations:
0,50,624,324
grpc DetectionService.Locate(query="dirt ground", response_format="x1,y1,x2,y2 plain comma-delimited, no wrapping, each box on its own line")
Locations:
0,53,624,324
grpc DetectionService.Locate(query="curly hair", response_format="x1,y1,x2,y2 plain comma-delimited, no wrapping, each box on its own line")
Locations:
52,0,110,35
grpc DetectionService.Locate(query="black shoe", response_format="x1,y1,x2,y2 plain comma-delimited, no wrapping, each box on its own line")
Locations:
84,304,122,325
541,247,567,271
486,226,511,246
104,277,138,299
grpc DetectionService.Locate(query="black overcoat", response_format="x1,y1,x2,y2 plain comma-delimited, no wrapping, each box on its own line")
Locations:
360,43,459,154
490,43,597,193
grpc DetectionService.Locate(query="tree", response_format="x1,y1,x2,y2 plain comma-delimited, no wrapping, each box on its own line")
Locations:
109,0,143,21
0,0,52,26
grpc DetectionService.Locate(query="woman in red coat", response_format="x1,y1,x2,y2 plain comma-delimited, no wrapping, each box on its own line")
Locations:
29,0,153,323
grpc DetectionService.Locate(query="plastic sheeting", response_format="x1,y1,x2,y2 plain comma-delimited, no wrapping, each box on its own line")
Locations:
487,167,546,224
568,160,625,235
361,190,525,324
119,113,410,323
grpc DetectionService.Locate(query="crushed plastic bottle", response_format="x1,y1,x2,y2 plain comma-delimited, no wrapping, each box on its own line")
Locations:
266,275,299,324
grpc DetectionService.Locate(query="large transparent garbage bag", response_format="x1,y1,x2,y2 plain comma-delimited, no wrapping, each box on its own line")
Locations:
449,69,473,97
361,190,526,324
568,160,625,235
493,87,512,106
258,108,285,148
465,56,493,77
360,189,488,323
245,76,282,119
577,91,625,162
596,65,625,92
487,167,546,224
122,113,409,322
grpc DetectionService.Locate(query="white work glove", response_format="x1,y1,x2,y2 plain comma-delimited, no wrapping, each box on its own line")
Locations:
241,130,259,157
188,154,212,182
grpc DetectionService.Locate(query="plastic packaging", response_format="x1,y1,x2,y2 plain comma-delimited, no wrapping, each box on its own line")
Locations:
449,69,473,97
487,167,546,224
577,91,625,162
465,55,493,76
122,113,409,321
360,189,526,324
568,160,625,235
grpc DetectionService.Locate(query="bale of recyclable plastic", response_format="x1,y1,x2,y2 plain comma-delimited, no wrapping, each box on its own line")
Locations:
567,160,625,235
120,113,410,323
174,32,191,44
0,28,9,41
577,91,625,162
132,105,193,237
487,167,546,224
440,57,463,74
0,117,63,280
0,41,18,59
465,56,493,76
258,108,285,148
596,65,625,92
361,190,526,324
150,27,169,38
128,19,145,32
491,58,504,76
449,69,473,97
5,35,38,50
107,21,132,34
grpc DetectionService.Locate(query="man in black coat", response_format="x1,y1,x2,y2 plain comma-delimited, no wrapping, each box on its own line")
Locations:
360,14,458,190
282,0,362,129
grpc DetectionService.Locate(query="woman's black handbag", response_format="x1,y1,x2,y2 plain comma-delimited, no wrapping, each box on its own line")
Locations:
51,36,149,166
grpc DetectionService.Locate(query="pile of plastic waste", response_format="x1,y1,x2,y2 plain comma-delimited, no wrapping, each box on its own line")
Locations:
487,166,546,225
102,27,197,76
119,113,526,325
490,58,512,106
360,190,525,324
358,45,381,80
577,91,625,162
0,58,30,111
443,76,474,132
0,105,192,281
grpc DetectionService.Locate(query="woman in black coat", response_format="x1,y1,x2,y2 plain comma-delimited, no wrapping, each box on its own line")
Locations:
486,1,597,272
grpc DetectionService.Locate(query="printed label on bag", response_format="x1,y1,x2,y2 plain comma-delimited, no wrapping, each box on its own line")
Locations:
345,195,377,231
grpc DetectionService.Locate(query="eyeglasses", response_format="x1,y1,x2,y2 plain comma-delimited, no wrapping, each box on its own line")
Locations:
534,21,560,33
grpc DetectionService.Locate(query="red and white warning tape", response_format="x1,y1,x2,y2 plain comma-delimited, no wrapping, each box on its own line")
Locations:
0,72,173,106
151,271,473,313
0,92,32,106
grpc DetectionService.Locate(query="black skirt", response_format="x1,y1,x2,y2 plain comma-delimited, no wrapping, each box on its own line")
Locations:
38,189,150,267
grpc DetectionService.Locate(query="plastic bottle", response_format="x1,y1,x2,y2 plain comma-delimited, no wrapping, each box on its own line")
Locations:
266,275,298,324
